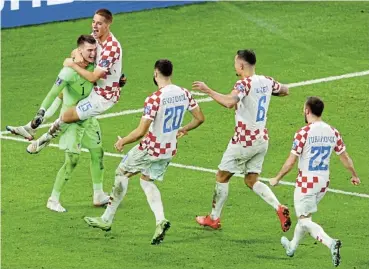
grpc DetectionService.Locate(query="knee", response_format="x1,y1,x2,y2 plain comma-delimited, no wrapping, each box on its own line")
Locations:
216,170,232,183
244,174,258,189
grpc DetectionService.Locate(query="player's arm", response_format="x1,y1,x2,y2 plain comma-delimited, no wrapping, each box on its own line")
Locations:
63,59,104,83
338,151,360,185
270,153,298,185
192,81,239,109
272,84,289,97
114,118,152,152
178,106,205,137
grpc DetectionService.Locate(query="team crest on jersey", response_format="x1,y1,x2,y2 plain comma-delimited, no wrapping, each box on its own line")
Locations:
55,77,63,86
144,105,152,115
100,59,110,67
236,83,245,92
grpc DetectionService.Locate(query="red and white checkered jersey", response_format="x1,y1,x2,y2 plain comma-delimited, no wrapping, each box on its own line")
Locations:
231,75,281,147
139,85,198,159
291,121,346,194
94,33,122,103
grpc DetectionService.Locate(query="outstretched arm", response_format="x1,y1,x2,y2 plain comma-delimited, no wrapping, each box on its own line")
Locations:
192,81,239,109
270,153,298,186
339,151,360,185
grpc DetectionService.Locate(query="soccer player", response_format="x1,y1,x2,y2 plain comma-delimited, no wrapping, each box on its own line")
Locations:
192,49,291,232
8,35,109,211
269,97,360,267
27,8,123,154
84,59,205,245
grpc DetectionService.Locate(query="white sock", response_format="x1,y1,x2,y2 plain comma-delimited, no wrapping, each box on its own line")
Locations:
51,190,60,202
44,98,62,122
252,181,280,210
300,218,334,248
290,220,306,250
101,175,129,223
48,118,64,136
140,178,165,225
210,182,229,220
25,121,33,130
93,183,104,194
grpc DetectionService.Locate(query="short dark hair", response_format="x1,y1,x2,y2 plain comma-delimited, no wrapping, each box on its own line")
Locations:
306,96,324,117
154,59,173,77
95,8,113,23
237,49,256,65
77,35,96,47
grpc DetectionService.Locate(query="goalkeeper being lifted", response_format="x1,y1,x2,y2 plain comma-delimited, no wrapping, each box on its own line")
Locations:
7,34,126,212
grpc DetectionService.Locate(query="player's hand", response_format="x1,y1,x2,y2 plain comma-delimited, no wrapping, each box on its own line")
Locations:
177,128,188,139
269,177,280,186
63,58,75,67
351,177,360,186
114,136,124,152
119,73,127,88
192,81,211,93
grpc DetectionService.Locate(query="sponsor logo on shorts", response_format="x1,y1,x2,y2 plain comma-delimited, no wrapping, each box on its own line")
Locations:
55,77,63,86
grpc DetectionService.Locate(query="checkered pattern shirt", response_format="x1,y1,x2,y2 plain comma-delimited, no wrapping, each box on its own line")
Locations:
94,33,122,102
139,85,198,159
291,121,346,194
231,75,281,147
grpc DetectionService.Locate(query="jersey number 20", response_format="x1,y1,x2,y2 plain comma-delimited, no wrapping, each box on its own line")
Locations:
163,105,185,133
308,146,331,171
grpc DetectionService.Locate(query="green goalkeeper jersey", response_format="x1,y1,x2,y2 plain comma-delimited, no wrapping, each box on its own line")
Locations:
41,64,94,113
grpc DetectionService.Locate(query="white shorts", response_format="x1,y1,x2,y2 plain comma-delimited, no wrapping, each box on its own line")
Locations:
294,188,327,217
218,140,268,174
118,145,172,181
76,90,115,121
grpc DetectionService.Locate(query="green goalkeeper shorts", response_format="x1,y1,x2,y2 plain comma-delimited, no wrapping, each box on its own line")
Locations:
59,117,102,154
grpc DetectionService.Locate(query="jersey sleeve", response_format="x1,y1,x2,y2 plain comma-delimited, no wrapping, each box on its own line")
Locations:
291,125,310,156
265,76,281,94
332,128,346,155
232,79,251,101
40,71,68,110
184,89,198,111
58,67,75,82
142,92,160,121
96,40,121,73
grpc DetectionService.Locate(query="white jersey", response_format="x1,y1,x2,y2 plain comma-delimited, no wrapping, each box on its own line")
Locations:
139,85,198,159
291,121,346,194
231,75,281,147
94,32,122,103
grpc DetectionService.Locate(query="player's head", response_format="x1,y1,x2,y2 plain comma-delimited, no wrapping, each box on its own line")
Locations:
234,49,256,76
77,35,97,63
153,59,173,86
304,96,324,123
92,9,113,39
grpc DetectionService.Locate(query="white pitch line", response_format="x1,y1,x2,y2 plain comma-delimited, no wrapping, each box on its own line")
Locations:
1,70,368,136
2,135,368,199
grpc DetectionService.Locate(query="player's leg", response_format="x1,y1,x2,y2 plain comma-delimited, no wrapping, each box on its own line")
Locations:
140,158,172,245
47,152,80,212
27,91,113,154
80,118,109,206
46,124,84,212
84,145,144,231
196,143,237,229
6,96,62,140
244,142,291,232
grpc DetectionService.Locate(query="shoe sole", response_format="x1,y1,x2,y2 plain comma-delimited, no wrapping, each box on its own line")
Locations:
151,221,171,245
6,126,34,141
333,240,342,267
279,207,291,232
84,217,111,232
